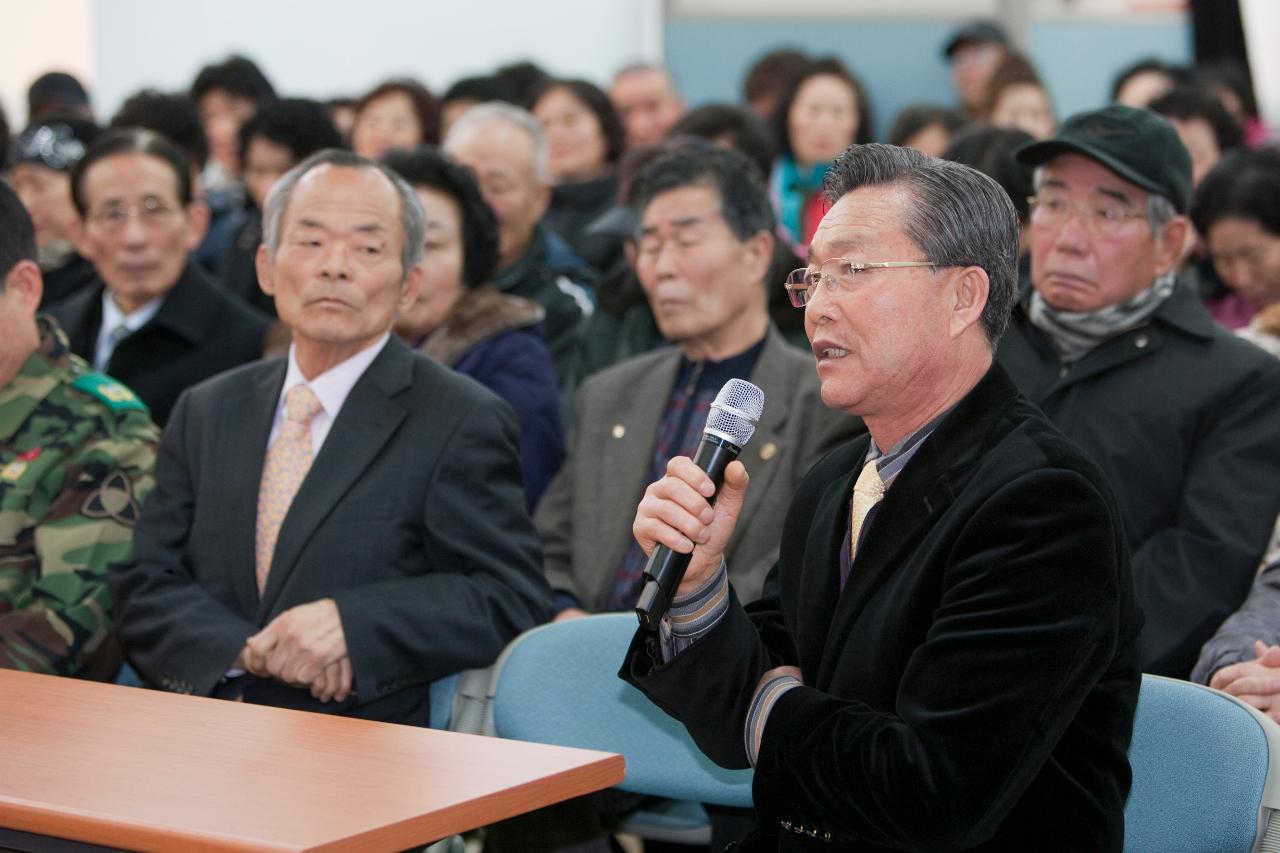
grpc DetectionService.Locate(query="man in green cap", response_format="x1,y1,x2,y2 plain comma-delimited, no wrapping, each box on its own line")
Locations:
999,104,1280,678
0,181,157,679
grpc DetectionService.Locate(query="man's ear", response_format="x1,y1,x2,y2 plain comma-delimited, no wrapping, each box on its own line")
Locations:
1154,216,1191,278
744,229,775,287
255,245,276,297
182,200,211,252
4,260,45,313
68,215,94,261
949,266,990,339
532,182,552,222
398,261,426,315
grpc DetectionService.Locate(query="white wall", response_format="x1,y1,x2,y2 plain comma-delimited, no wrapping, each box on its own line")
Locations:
1242,0,1279,128
1,0,93,128
76,0,660,123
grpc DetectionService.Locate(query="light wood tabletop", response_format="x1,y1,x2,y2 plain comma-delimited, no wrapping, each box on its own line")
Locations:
0,670,624,852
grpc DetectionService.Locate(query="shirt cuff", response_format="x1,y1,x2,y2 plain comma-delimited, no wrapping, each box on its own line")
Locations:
745,673,801,766
658,560,730,661
552,590,583,615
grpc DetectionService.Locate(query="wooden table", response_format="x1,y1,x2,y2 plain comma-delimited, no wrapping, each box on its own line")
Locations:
0,670,624,852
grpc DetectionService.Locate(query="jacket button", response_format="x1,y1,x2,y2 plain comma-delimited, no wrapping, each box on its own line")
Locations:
1135,334,1149,348
611,424,626,439
759,442,777,461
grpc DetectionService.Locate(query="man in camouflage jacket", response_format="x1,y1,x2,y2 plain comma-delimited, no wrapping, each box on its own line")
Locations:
0,182,157,679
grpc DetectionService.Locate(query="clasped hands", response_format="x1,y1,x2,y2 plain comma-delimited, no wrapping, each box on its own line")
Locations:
1210,640,1280,722
237,598,352,703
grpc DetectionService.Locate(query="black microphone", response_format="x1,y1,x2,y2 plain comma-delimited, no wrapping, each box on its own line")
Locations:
635,378,765,628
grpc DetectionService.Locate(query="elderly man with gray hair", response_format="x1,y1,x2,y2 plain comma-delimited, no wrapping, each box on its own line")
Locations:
625,143,1141,851
443,102,595,391
109,149,550,724
997,105,1280,680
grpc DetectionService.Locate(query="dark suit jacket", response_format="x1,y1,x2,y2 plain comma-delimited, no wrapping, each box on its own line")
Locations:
997,282,1280,677
50,261,270,426
109,336,552,726
623,364,1143,851
538,326,860,610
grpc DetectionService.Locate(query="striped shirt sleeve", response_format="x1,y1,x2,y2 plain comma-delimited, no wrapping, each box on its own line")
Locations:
658,559,730,659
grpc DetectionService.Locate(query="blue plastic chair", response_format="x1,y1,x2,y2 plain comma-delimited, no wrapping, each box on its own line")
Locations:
1124,674,1280,852
486,614,753,843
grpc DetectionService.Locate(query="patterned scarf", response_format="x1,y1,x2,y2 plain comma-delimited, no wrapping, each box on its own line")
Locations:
771,154,830,246
1028,273,1177,364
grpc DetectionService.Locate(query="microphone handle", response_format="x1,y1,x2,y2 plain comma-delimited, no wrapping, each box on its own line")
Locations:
635,435,742,628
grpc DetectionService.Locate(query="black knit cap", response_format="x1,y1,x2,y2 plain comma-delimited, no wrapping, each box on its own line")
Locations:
1015,104,1193,213
942,20,1009,59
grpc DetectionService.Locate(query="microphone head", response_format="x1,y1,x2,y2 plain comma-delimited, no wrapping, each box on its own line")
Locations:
705,379,764,447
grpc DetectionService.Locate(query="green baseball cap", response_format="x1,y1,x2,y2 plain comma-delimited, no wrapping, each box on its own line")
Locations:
1015,104,1193,212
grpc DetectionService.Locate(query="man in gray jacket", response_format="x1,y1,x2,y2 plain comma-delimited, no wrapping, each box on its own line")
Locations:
537,145,856,620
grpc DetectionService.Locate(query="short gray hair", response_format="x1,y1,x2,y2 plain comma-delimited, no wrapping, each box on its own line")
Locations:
825,144,1020,346
443,102,550,185
262,148,426,275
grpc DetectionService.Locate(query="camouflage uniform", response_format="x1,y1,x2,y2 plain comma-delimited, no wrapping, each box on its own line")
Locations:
0,315,157,678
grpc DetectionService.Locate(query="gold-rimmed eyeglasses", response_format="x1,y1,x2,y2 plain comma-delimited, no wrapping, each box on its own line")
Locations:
784,259,940,307
1027,194,1146,237
86,198,181,233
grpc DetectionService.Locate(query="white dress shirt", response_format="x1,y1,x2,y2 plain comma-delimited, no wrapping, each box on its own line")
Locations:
223,332,392,682
266,333,392,455
94,292,163,371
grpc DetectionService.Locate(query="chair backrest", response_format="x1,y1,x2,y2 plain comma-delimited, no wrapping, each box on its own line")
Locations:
488,613,754,807
1125,674,1280,853
428,672,461,730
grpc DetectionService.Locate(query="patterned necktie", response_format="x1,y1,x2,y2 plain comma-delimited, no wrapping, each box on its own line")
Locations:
255,385,323,594
849,459,885,564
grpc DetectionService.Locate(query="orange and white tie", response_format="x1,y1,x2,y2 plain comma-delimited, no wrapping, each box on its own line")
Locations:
255,385,323,594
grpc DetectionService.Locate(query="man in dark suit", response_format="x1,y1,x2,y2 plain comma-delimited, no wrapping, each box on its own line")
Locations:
110,149,550,725
624,144,1142,851
51,128,268,425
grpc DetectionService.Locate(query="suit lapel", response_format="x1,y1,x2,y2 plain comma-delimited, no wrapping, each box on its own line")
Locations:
811,365,1018,688
793,448,863,677
732,328,792,542
223,361,286,618
257,340,412,617
588,351,681,606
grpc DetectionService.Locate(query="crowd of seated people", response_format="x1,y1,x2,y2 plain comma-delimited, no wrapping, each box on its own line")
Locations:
2,18,1280,851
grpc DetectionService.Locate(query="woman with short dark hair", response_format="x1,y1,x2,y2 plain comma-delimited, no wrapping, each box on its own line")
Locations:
1191,147,1280,341
769,57,873,249
528,78,625,270
350,79,439,160
383,145,565,511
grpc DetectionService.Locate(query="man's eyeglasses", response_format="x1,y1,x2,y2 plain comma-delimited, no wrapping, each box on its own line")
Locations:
784,259,939,307
86,198,181,232
1027,194,1146,237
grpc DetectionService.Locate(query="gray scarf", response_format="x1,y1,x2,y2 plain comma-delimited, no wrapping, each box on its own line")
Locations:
1028,273,1177,363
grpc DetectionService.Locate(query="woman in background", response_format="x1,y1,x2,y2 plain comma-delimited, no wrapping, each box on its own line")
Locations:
1191,147,1280,344
769,57,872,250
982,52,1056,141
528,78,626,271
384,145,565,512
350,78,439,160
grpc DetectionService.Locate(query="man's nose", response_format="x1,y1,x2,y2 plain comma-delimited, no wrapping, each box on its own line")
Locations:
118,213,151,247
319,243,351,279
1049,212,1091,254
